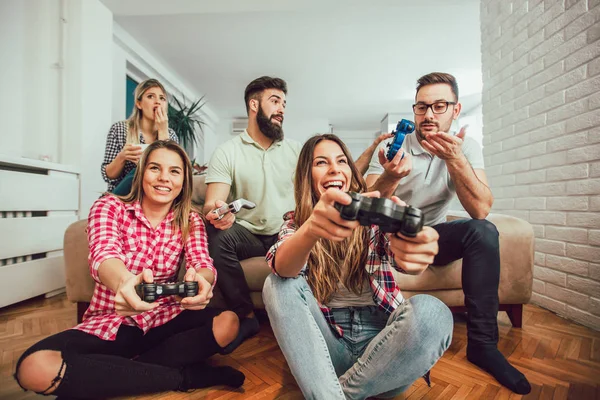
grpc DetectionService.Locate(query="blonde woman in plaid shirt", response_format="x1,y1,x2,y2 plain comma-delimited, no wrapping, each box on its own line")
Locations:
15,141,245,399
102,78,179,195
263,134,453,400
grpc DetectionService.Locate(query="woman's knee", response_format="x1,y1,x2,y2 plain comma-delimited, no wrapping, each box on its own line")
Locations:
15,350,63,393
410,295,453,342
212,311,239,347
262,274,307,310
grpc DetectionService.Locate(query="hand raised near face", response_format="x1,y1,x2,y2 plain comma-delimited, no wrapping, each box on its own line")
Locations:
421,125,468,161
155,106,169,140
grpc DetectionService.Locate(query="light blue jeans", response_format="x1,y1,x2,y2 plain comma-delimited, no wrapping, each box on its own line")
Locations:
263,275,453,400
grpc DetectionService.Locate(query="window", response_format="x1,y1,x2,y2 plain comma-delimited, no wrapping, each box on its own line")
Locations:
125,76,139,117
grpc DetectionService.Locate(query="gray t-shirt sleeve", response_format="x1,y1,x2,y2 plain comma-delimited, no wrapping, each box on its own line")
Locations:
462,136,484,170
205,145,233,185
365,140,390,177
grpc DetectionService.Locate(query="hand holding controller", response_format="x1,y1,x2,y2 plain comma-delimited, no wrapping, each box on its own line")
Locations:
213,198,256,220
334,192,424,237
135,281,199,303
386,119,415,161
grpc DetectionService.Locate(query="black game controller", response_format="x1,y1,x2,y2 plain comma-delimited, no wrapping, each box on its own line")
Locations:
334,192,424,237
135,281,198,303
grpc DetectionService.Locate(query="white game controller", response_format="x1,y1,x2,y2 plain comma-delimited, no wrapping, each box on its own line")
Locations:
213,198,256,220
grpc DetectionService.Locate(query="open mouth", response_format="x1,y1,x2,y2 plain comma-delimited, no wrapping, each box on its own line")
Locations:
323,180,344,190
272,115,283,124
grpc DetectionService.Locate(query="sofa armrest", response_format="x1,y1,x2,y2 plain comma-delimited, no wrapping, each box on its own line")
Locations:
63,219,95,303
192,174,207,206
446,211,534,304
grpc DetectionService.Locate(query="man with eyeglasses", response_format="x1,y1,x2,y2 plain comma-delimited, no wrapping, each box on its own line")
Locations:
365,72,531,395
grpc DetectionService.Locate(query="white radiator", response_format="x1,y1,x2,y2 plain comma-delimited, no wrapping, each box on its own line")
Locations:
0,155,80,308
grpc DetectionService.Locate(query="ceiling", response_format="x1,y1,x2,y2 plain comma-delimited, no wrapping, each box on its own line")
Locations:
101,0,482,131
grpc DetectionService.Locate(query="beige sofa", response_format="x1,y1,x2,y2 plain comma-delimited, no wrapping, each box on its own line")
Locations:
64,175,534,326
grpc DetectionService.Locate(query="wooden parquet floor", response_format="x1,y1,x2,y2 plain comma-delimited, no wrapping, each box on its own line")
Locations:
1,295,599,400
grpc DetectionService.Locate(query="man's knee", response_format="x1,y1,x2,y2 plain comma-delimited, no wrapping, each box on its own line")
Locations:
15,350,63,393
466,219,499,242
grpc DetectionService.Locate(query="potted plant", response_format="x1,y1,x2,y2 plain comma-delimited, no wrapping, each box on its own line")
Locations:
168,96,205,151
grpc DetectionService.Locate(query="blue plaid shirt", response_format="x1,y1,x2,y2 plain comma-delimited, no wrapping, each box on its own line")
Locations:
266,211,407,337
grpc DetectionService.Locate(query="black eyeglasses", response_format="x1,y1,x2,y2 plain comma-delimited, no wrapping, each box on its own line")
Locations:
412,101,456,115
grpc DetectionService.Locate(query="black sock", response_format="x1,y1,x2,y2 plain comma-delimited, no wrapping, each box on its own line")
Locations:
467,345,531,394
220,317,260,355
180,363,245,390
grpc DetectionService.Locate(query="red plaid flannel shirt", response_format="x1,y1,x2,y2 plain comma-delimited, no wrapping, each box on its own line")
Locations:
266,211,406,337
74,195,216,341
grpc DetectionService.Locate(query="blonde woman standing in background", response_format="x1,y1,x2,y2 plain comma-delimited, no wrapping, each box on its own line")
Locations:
102,78,179,195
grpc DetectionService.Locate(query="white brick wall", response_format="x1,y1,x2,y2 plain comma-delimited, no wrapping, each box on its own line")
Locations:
481,0,600,330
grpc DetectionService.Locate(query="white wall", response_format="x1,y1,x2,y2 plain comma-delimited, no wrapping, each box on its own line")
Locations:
112,23,220,166
0,0,61,162
0,1,25,157
64,0,114,217
459,104,483,147
334,129,379,161
481,0,600,331
112,44,128,123
0,0,220,218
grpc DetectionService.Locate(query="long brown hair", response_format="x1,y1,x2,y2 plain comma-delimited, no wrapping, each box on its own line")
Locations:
126,78,168,144
294,134,370,304
119,140,199,243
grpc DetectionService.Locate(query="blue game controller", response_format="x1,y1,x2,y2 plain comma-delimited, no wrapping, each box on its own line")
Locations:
385,119,415,161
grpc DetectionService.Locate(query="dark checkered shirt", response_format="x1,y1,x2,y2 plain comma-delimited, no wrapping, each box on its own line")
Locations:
101,121,179,192
266,211,406,337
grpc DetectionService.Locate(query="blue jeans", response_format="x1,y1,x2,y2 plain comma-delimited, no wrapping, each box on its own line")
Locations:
263,275,453,400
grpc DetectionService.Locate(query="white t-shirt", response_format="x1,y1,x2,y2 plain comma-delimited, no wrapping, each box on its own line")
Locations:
366,133,484,226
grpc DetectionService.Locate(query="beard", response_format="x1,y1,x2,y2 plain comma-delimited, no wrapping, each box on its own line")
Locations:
416,118,452,140
256,104,284,142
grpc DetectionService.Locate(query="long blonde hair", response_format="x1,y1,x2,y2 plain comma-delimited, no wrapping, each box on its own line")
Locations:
294,134,370,304
119,140,199,243
126,79,168,145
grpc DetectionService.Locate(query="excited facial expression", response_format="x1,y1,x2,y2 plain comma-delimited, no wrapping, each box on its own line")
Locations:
142,148,184,208
255,89,286,141
137,86,167,121
414,83,461,140
311,140,352,198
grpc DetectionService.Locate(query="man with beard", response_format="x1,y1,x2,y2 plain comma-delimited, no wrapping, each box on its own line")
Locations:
203,76,301,353
365,72,531,395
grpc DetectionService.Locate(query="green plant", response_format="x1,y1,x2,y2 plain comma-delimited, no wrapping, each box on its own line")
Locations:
168,96,205,150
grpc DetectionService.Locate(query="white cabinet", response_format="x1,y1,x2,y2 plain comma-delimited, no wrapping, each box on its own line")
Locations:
0,155,79,308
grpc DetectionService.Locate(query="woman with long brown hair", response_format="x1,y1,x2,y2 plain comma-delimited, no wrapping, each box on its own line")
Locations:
102,78,179,195
263,134,453,399
14,141,245,398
